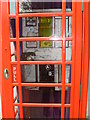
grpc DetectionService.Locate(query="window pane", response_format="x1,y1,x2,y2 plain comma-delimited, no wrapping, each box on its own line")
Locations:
22,86,61,103
23,107,61,119
20,17,62,38
19,0,62,13
20,42,62,61
66,0,72,12
66,41,72,61
65,87,71,104
21,65,62,83
9,0,15,14
66,16,72,37
65,65,71,84
64,108,70,119
10,42,17,61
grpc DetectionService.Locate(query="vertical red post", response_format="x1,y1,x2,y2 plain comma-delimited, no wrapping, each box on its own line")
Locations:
0,0,2,117
73,2,82,118
61,1,66,118
80,2,89,118
1,1,14,118
70,2,75,118
15,0,23,118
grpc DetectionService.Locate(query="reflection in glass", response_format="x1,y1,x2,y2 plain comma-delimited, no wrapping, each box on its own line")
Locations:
13,86,19,103
9,0,15,14
23,107,61,119
65,87,71,104
10,18,16,38
66,0,72,12
19,0,62,13
22,87,61,103
64,108,70,119
10,42,17,61
14,106,20,119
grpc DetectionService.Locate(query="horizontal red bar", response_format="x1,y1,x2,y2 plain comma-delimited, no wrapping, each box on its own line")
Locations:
9,12,73,18
13,103,70,108
20,61,62,65
9,14,16,18
19,13,62,17
10,37,72,42
22,103,61,107
12,83,72,87
11,61,72,65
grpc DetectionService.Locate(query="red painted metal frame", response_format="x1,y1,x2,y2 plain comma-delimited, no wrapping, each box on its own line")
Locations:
73,2,82,118
15,1,23,118
70,2,75,118
79,2,89,118
0,0,83,118
61,1,66,118
0,0,2,117
1,1,14,118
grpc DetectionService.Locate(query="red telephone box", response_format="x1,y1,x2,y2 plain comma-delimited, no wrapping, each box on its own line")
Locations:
0,0,89,119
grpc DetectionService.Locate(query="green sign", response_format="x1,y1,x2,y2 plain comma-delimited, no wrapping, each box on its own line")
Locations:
39,17,52,48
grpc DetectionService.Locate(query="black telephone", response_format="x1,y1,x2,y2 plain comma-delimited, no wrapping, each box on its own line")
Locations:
39,64,54,83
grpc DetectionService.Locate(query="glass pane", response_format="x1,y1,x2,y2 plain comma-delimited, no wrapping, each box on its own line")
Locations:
14,106,20,119
21,65,62,83
66,41,72,61
65,87,71,104
22,86,61,103
55,17,62,37
20,42,62,61
19,17,62,38
66,0,72,12
23,107,61,119
66,16,72,37
10,42,17,61
64,108,70,119
10,18,16,38
13,86,19,103
9,0,15,14
19,0,62,13
65,65,71,84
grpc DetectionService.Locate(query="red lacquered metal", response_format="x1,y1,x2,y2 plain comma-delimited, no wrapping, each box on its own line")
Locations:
13,103,70,108
0,0,89,119
1,1,14,118
15,0,23,118
79,2,89,118
73,2,82,118
0,1,2,118
70,2,75,118
61,1,66,118
10,37,73,42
